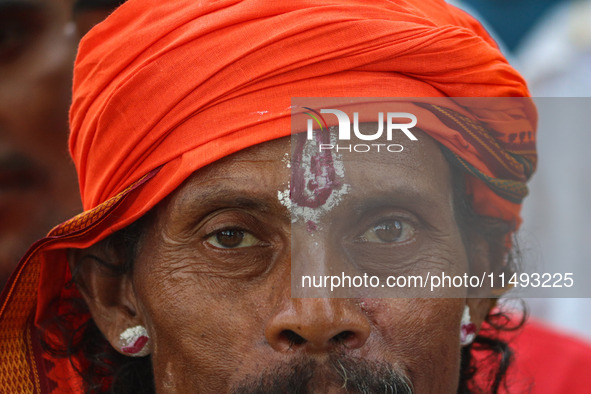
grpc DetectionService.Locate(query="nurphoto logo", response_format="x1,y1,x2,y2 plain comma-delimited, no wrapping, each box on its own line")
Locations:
303,106,418,153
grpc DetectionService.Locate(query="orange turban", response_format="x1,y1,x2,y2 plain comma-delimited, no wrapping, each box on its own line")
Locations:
0,0,536,391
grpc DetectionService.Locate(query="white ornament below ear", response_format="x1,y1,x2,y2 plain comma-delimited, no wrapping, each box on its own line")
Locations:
119,325,151,357
460,305,476,346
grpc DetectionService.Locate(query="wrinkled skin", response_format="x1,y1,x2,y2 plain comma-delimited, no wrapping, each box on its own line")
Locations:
0,0,81,289
74,132,494,393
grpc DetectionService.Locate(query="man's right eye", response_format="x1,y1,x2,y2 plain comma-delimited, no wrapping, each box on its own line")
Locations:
354,218,416,245
205,228,263,249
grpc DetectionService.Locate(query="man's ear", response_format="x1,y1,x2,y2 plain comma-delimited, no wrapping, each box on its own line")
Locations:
466,297,497,332
464,230,505,330
68,241,146,355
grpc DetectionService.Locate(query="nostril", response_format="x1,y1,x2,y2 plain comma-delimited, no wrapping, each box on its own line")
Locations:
265,300,371,352
331,330,354,343
279,330,306,346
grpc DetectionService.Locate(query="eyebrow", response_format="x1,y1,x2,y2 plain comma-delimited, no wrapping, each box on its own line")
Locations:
176,184,278,216
341,183,454,229
201,194,272,213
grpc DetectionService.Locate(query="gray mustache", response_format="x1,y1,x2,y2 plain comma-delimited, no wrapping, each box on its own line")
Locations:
232,356,413,394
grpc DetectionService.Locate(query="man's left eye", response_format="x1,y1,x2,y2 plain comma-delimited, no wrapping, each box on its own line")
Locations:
205,229,262,249
355,219,415,244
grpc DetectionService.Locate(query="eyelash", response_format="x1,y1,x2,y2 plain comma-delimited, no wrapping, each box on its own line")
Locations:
196,220,278,278
202,219,276,252
203,227,260,249
198,207,420,253
354,218,416,245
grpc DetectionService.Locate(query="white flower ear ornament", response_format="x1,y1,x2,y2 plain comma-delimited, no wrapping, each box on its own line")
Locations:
119,325,151,357
460,305,477,346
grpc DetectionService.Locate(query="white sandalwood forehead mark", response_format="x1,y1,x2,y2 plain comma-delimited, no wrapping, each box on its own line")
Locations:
278,152,291,210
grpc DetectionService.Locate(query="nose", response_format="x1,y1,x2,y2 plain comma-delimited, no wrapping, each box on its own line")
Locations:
265,298,370,353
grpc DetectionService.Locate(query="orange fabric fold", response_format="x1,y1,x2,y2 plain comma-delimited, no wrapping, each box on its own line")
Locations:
71,0,535,216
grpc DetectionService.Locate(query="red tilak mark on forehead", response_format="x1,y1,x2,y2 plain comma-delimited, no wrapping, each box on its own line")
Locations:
290,132,340,209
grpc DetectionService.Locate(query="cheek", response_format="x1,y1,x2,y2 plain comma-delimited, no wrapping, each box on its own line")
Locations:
132,241,280,391
362,298,463,392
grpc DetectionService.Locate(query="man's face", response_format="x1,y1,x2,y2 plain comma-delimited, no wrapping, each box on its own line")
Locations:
116,133,484,393
0,0,80,287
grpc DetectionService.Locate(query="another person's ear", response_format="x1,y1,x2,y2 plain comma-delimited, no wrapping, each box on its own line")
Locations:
67,241,148,355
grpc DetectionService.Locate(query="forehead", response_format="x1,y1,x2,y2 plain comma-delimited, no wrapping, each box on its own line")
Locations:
335,128,453,207
158,130,453,219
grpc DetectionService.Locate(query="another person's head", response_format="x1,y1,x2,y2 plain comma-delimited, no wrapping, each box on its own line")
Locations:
0,0,80,289
73,0,126,36
0,0,536,392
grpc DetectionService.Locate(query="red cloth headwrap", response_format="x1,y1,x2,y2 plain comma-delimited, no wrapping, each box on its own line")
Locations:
0,0,536,392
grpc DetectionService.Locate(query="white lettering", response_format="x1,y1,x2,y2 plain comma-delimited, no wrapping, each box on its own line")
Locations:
387,112,417,141
353,112,384,140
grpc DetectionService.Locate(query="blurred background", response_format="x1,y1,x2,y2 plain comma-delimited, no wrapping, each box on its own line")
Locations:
451,0,591,342
0,0,124,288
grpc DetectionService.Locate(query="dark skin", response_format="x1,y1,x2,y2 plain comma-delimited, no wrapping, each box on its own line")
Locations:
0,0,80,289
71,132,495,393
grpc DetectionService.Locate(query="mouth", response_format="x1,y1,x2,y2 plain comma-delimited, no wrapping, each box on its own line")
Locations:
305,363,413,394
233,357,413,394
